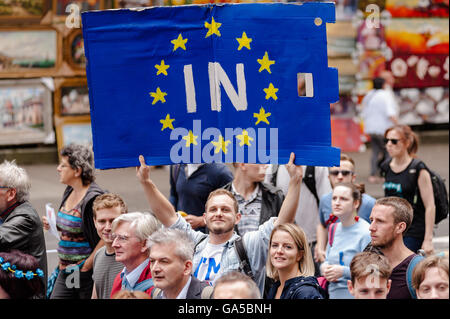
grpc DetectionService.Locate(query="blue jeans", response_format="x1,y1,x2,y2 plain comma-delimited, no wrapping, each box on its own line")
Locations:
403,236,423,253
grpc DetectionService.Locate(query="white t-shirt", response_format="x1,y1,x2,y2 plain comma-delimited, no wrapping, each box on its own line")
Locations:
193,242,224,285
361,89,398,135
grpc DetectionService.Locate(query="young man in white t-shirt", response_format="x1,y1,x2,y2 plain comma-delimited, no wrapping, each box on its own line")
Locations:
136,153,303,293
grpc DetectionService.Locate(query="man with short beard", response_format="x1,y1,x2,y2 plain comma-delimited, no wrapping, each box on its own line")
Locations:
136,153,303,296
367,197,423,299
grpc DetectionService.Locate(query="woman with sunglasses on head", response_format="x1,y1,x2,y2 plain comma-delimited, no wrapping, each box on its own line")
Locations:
380,125,435,255
42,144,106,299
320,182,371,299
266,223,327,299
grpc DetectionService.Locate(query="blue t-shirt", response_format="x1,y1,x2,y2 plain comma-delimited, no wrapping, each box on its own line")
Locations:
323,220,371,299
319,192,376,226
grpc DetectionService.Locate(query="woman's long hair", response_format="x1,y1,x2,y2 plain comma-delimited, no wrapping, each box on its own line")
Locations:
266,223,315,281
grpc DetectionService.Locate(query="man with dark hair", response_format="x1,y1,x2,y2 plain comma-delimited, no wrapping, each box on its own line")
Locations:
361,76,399,183
368,196,423,299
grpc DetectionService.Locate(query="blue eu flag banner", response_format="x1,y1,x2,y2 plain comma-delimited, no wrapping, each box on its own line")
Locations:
82,3,340,169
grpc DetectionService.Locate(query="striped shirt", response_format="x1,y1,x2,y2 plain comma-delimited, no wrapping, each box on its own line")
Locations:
56,204,92,269
231,183,262,236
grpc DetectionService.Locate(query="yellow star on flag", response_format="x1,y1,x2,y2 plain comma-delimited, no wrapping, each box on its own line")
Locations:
155,60,170,76
236,32,252,51
257,51,275,74
211,135,231,154
149,87,167,105
236,129,254,146
160,114,175,131
171,33,188,51
264,83,279,101
253,107,271,125
182,130,198,147
205,17,222,38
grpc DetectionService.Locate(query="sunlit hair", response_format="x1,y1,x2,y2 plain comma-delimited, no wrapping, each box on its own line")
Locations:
350,251,392,285
93,193,128,219
266,223,315,281
384,125,419,156
0,160,31,202
412,255,449,291
60,144,96,185
147,228,194,263
205,188,239,215
111,212,161,244
374,197,413,233
213,270,261,299
340,153,355,167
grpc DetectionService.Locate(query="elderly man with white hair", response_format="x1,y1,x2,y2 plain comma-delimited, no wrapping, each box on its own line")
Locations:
109,211,161,298
0,160,47,298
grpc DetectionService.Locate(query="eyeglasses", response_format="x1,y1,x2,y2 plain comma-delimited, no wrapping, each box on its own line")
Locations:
0,186,9,189
111,233,132,243
329,170,353,177
384,138,400,145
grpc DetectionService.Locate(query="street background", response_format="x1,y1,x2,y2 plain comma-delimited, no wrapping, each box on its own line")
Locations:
22,135,449,273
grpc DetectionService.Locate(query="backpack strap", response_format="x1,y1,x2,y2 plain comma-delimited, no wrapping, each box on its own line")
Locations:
234,237,255,281
328,222,338,247
406,255,424,299
270,164,279,186
271,165,319,206
200,285,214,299
409,159,425,206
194,235,208,253
304,166,320,206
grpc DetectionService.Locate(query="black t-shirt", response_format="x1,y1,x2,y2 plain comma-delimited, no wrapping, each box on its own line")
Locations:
380,159,426,239
387,254,416,299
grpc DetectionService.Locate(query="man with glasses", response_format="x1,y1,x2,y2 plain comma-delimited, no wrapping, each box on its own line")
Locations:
109,211,161,298
314,154,376,264
0,160,47,298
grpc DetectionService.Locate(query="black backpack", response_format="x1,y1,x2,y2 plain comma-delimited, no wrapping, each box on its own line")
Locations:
270,165,319,206
411,159,449,224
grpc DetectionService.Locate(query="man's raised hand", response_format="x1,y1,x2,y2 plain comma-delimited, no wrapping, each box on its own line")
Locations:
285,152,303,183
136,155,151,184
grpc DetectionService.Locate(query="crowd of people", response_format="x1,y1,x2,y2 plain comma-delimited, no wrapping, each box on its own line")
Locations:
0,122,448,300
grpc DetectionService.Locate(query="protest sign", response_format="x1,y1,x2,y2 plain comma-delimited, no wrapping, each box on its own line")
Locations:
82,3,340,169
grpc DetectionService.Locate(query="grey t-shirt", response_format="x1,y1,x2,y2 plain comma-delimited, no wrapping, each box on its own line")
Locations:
92,246,124,299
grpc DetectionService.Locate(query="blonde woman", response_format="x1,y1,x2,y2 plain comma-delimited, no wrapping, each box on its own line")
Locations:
266,223,326,299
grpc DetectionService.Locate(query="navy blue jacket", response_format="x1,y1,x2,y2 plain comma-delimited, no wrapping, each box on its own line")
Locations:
169,163,233,217
267,276,327,299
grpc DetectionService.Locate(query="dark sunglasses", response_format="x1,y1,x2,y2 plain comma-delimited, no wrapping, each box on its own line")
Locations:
329,170,353,177
384,138,400,145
